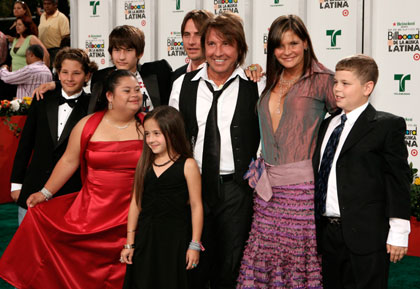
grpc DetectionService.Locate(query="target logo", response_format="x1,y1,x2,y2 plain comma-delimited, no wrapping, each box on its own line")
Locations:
414,53,420,61
342,9,349,17
101,59,105,65
141,20,146,26
412,149,418,157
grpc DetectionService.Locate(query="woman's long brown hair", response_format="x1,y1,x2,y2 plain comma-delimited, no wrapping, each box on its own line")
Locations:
133,106,193,206
262,14,318,99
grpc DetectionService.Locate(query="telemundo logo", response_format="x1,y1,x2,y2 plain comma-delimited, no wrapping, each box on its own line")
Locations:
326,30,342,47
394,74,411,94
90,1,100,16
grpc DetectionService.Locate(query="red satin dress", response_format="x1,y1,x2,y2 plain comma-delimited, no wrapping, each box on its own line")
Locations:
0,111,143,289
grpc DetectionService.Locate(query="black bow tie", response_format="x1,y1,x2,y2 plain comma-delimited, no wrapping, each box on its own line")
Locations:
58,95,78,108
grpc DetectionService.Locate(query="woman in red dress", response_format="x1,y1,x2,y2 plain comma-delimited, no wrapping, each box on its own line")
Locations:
0,69,144,289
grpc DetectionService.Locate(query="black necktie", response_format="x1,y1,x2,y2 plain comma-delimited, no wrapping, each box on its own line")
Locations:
58,95,78,108
201,76,237,207
315,114,347,219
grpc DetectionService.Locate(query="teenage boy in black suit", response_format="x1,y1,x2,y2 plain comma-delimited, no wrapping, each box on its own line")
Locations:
313,54,411,289
10,48,98,224
89,25,172,112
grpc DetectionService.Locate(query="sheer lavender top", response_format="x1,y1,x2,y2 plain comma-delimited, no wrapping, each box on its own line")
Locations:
259,61,337,166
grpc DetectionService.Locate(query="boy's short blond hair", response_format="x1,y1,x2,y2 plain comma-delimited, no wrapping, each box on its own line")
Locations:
336,54,379,86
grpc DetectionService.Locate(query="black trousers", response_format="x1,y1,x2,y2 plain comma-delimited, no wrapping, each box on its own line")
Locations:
189,180,253,289
321,219,390,289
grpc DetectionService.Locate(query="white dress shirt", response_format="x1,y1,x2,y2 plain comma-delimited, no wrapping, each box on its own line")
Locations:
319,101,410,247
135,71,153,111
11,89,83,192
169,63,265,173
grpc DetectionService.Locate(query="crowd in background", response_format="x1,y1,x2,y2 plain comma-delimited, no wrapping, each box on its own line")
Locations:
0,0,69,100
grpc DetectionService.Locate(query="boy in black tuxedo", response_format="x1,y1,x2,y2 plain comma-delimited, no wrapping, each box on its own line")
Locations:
10,48,97,224
313,54,411,289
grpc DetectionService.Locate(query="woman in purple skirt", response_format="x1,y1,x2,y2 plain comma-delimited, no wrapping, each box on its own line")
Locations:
237,15,337,288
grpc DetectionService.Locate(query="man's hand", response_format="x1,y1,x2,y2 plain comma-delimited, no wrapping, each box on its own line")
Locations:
387,244,408,263
10,190,21,202
32,81,56,100
245,64,264,82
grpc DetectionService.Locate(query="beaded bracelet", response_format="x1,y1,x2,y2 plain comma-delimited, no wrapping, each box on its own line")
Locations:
188,240,205,252
40,187,53,201
123,244,135,249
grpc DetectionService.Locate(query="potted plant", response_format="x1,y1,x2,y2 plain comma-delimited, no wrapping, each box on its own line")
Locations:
0,97,32,137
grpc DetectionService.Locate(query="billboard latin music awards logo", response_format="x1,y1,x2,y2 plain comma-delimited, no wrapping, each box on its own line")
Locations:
319,0,349,9
213,0,239,15
85,36,105,62
167,32,187,57
405,122,418,157
388,21,419,53
326,29,341,50
89,1,100,17
124,1,146,20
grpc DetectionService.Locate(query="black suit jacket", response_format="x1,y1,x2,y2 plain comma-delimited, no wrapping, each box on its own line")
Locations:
10,87,90,209
171,63,188,83
88,60,173,113
313,104,411,255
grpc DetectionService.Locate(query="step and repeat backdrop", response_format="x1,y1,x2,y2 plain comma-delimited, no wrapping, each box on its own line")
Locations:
70,0,419,168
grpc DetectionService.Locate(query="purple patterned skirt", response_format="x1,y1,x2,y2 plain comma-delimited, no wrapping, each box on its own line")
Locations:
237,179,322,289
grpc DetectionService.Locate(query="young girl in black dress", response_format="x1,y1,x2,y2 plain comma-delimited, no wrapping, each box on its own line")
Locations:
121,105,204,289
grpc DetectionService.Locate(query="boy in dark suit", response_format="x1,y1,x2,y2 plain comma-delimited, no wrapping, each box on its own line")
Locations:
10,48,98,224
313,54,411,289
89,25,172,113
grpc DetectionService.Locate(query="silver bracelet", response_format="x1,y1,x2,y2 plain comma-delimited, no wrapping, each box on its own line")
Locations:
40,187,53,201
123,244,135,249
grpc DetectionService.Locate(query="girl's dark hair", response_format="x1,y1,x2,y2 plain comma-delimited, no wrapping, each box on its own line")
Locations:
262,14,318,98
94,69,137,112
16,16,38,37
54,47,98,86
133,106,192,205
94,69,144,137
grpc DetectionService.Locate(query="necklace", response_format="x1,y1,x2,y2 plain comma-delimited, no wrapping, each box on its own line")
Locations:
153,159,172,167
275,71,300,115
105,117,133,130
